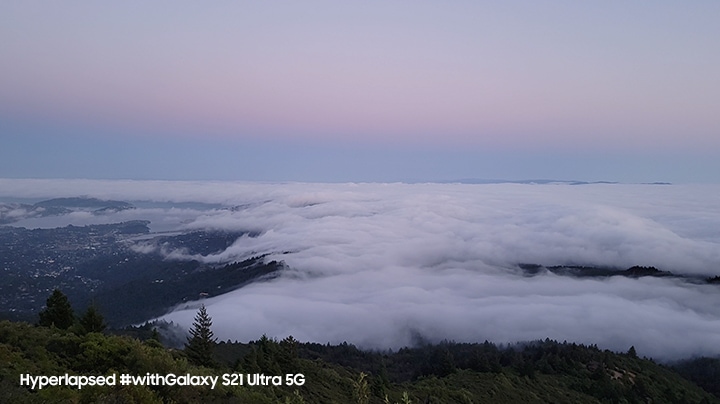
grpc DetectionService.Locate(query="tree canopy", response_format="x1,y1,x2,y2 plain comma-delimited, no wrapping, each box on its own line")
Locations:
38,289,75,329
79,303,107,334
184,304,217,367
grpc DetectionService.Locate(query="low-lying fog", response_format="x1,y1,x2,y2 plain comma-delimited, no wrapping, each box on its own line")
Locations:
2,179,719,360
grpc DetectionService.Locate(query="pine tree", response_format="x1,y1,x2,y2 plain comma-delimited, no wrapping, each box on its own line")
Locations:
79,303,107,334
38,289,75,329
184,304,217,367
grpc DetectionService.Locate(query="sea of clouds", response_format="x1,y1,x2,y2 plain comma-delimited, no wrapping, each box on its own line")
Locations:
2,178,720,360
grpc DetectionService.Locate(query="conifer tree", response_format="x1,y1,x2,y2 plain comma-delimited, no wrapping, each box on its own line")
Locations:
38,289,75,329
79,303,107,334
184,304,217,367
145,328,164,348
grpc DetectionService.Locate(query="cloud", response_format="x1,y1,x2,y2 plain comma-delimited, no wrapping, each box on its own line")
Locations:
2,179,720,359
161,182,720,360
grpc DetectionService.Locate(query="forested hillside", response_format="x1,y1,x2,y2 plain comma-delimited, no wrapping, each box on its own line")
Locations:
1,316,718,403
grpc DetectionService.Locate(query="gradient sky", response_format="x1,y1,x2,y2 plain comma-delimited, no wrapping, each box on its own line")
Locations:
1,1,719,182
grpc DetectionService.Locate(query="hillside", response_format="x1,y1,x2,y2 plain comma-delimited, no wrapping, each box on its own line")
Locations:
0,222,281,326
1,319,717,403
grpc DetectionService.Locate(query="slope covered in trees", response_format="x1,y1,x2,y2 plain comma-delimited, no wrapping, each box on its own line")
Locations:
1,316,718,404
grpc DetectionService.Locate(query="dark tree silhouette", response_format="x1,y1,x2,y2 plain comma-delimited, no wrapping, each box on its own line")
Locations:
184,304,217,367
79,303,107,334
38,289,75,329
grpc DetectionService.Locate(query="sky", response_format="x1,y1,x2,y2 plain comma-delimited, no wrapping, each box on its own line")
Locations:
3,179,720,360
1,2,719,182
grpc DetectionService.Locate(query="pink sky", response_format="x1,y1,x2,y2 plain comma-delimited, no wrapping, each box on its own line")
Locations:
1,2,719,181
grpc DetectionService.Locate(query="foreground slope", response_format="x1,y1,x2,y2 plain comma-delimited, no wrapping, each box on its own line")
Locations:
1,320,718,403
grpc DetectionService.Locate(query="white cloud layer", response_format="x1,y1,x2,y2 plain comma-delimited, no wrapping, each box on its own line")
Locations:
2,179,720,360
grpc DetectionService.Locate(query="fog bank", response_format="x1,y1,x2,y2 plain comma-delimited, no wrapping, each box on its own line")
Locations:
2,179,719,359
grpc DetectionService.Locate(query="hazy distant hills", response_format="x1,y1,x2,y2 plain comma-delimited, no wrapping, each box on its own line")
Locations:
33,197,134,210
0,197,135,224
440,178,671,185
517,263,720,285
443,178,618,185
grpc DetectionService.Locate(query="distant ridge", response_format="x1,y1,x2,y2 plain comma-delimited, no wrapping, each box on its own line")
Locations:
433,179,674,185
0,197,135,225
517,263,720,284
34,197,134,210
439,179,620,185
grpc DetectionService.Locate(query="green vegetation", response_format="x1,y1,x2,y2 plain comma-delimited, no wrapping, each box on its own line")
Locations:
184,305,217,368
37,289,75,330
0,290,717,403
672,357,720,398
0,320,717,403
78,303,107,335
